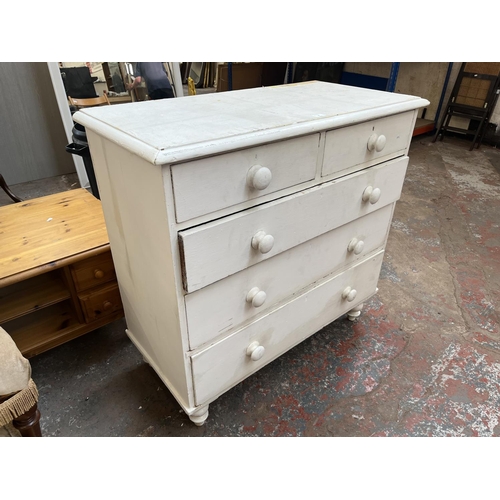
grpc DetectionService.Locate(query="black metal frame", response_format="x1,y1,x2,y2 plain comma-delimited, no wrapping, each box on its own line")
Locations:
433,63,500,151
0,174,22,203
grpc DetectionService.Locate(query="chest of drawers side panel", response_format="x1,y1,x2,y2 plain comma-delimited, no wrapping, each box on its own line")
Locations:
85,131,194,409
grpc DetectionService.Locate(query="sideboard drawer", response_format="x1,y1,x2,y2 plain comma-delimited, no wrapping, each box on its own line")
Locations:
322,111,415,178
171,134,319,222
179,155,408,293
190,251,384,406
79,282,123,323
71,251,116,292
185,204,394,349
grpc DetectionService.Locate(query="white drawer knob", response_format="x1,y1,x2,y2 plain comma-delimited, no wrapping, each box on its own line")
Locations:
247,165,272,190
367,133,387,152
246,341,265,361
362,186,381,204
251,230,274,254
246,287,267,308
342,286,357,302
347,238,365,255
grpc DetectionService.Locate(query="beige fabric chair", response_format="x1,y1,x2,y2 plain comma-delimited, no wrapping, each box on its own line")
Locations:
0,327,41,437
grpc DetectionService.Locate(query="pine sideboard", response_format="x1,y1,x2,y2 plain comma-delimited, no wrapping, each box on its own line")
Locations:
0,189,124,358
74,81,428,425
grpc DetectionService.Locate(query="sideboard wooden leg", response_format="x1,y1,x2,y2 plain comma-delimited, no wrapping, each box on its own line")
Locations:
189,405,209,426
347,303,364,322
12,402,42,437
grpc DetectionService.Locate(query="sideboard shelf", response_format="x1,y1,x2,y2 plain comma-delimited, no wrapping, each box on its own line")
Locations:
0,271,70,323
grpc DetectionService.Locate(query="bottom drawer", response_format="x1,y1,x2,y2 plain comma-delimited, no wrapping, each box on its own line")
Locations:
79,282,123,323
190,251,384,406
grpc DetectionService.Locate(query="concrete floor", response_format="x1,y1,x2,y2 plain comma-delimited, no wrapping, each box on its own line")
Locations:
2,133,500,437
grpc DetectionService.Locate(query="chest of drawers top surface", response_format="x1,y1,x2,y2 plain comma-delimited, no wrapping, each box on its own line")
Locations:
74,81,429,165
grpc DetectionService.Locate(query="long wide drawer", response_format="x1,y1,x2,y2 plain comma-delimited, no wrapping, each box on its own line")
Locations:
185,204,394,349
171,134,319,223
190,251,384,406
322,111,415,178
179,155,408,293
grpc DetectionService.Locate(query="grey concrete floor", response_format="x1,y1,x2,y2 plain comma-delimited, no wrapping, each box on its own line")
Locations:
2,133,500,437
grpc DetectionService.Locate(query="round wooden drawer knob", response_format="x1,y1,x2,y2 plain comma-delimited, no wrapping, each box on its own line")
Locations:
367,133,387,152
251,230,274,254
246,341,265,361
347,237,365,255
246,287,267,308
94,269,105,279
342,286,357,302
103,300,113,310
247,165,272,190
362,186,381,204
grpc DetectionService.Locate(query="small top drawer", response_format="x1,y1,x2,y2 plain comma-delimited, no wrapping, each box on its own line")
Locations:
70,251,116,292
322,111,415,178
170,134,319,223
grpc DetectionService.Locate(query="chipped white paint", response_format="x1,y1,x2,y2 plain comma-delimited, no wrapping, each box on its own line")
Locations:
414,237,441,247
441,150,500,198
448,168,500,198
477,298,496,333
400,342,500,436
391,220,412,235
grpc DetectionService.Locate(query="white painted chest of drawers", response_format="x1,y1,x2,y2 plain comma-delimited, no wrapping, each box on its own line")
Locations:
75,81,428,425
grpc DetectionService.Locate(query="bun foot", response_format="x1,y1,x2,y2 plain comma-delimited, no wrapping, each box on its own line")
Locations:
189,405,209,426
347,303,364,321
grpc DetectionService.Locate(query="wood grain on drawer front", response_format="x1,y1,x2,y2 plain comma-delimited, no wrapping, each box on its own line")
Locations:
322,111,415,178
185,204,394,349
179,156,408,293
70,251,116,292
190,252,384,406
171,134,319,223
79,282,123,323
